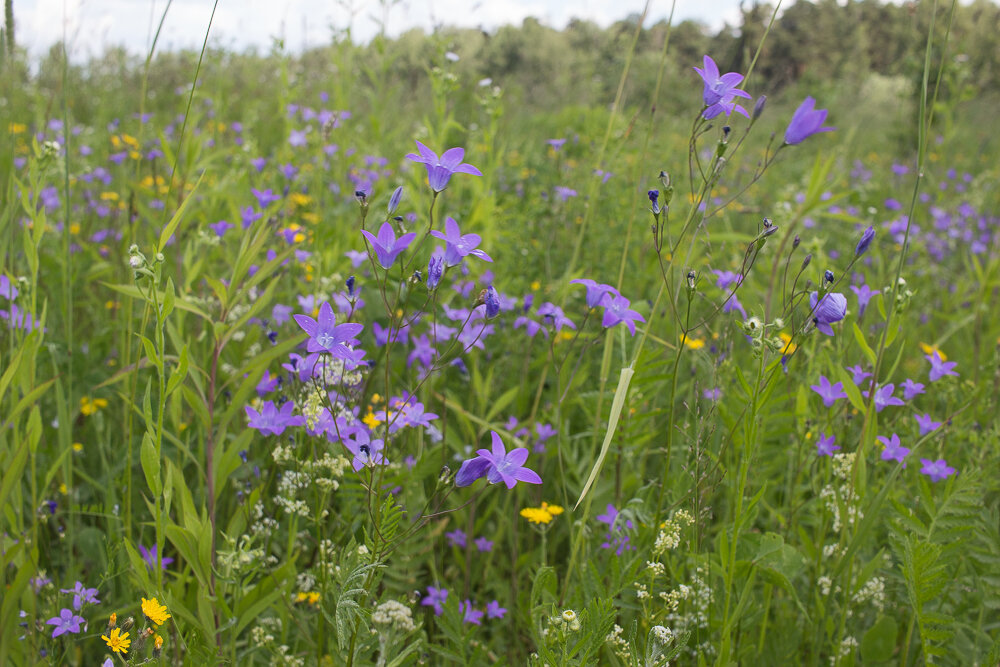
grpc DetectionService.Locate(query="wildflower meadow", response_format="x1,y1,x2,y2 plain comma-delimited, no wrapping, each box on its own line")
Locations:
1,1,999,665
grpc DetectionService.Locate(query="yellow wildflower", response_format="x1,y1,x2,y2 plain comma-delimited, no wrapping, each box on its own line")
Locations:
80,397,109,416
530,281,541,291
8,122,27,134
102,627,130,654
72,442,83,452
681,335,705,350
520,502,564,524
918,342,946,361
140,597,171,626
779,332,796,355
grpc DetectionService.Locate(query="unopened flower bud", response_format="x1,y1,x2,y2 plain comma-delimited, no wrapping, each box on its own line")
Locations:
792,235,801,249
387,186,403,215
354,190,368,206
824,270,835,283
686,270,696,290
801,254,812,270
753,95,767,120
438,466,451,484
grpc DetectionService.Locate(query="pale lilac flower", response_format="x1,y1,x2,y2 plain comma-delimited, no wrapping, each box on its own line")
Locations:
294,301,364,358
693,55,751,113
406,141,482,192
486,600,507,619
919,458,956,482
809,292,847,335
430,217,492,266
816,433,839,457
878,433,909,466
873,384,904,412
445,529,466,548
421,586,448,616
454,431,541,489
784,97,835,145
914,413,942,436
570,278,618,308
360,222,416,269
810,376,847,408
847,364,871,385
925,351,958,382
475,537,493,552
901,379,925,400
601,294,645,336
46,609,85,638
460,600,484,625
60,582,100,610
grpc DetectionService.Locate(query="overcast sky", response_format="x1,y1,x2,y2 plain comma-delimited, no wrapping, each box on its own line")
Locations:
10,0,744,61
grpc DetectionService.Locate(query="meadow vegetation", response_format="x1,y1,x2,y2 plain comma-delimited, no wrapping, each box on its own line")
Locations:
1,1,999,664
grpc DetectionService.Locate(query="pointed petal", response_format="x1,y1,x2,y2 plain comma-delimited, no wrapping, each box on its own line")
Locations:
293,313,317,337
513,467,542,484
439,146,465,169
490,431,506,458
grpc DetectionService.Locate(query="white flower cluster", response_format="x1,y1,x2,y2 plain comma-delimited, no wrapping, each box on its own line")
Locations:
852,576,886,613
653,509,695,557
373,600,416,633
605,624,631,662
831,636,858,665
251,501,279,537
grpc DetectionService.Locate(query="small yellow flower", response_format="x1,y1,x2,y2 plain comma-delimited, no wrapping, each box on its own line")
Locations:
141,597,171,626
59,483,68,495
99,191,119,202
153,634,164,655
8,122,27,134
289,192,312,207
80,397,109,416
520,502,564,524
530,281,541,291
918,342,946,361
107,612,117,630
102,627,130,654
69,223,81,235
681,335,705,350
779,332,796,355
362,410,380,429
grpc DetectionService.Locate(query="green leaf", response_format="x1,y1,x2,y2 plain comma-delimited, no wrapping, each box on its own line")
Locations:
157,171,205,252
576,366,634,509
852,322,877,366
140,432,162,496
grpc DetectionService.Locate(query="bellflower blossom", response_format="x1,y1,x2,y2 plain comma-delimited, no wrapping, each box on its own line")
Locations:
914,413,942,435
693,55,751,119
406,141,483,192
430,217,492,266
816,433,840,457
454,431,542,488
245,400,305,436
421,586,448,616
809,292,847,335
810,375,847,407
294,301,364,359
784,97,835,145
919,458,956,482
873,384,904,412
878,433,909,466
360,222,416,269
570,278,619,308
925,351,958,382
601,294,645,336
47,609,86,638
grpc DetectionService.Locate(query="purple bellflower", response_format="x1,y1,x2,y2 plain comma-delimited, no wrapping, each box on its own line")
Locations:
809,292,847,335
430,217,492,266
294,301,364,358
873,383,905,412
486,600,507,619
855,226,876,257
454,431,542,489
570,278,619,308
915,413,943,435
601,294,646,336
693,55,751,118
816,432,840,457
47,609,85,638
878,433,910,466
406,141,483,192
138,544,174,571
925,351,958,382
901,379,925,400
360,222,416,269
460,600,484,625
810,375,848,407
784,97,835,145
245,400,305,436
421,586,448,616
920,458,956,482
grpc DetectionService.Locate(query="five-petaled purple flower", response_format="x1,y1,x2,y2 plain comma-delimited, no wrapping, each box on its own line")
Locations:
901,379,925,400
60,582,100,610
815,432,840,457
486,600,507,619
445,529,466,548
245,400,305,436
406,141,483,192
454,431,542,489
138,544,174,571
421,586,448,616
571,278,619,308
873,383,904,412
919,458,956,482
361,222,416,269
430,217,492,266
294,301,364,359
925,351,958,382
914,413,942,436
809,292,847,335
877,433,909,466
46,608,85,638
850,284,877,319
810,375,847,408
460,600,484,625
693,55,751,119
846,364,871,386
602,294,646,336
784,97,835,145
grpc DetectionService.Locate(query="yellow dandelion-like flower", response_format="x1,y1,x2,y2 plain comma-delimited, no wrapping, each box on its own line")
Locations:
779,332,797,355
540,502,564,516
681,335,705,350
520,507,554,524
307,592,320,605
8,122,27,134
362,411,380,429
140,597,171,626
80,397,109,416
530,281,541,291
918,342,946,361
102,627,130,654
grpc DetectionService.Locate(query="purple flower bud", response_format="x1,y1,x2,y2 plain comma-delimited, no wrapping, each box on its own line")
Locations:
824,270,835,283
482,285,500,319
427,251,444,290
855,226,875,257
753,95,767,119
388,186,403,215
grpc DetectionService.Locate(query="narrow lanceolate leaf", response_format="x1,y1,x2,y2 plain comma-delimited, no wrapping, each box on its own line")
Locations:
576,366,634,509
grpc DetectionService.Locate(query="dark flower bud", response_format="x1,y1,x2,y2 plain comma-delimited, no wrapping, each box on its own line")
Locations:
354,190,368,205
346,275,356,296
753,95,767,120
387,186,403,215
121,617,135,632
793,235,801,249
648,189,661,215
476,286,501,319
824,270,835,283
801,254,812,270
438,466,452,484
722,125,731,138
855,226,875,257
686,270,696,290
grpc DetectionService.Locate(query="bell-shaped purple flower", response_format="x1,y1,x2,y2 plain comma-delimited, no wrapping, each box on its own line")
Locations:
360,222,416,269
455,431,541,489
406,141,483,192
430,217,492,266
784,97,835,145
855,226,875,257
809,292,847,336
